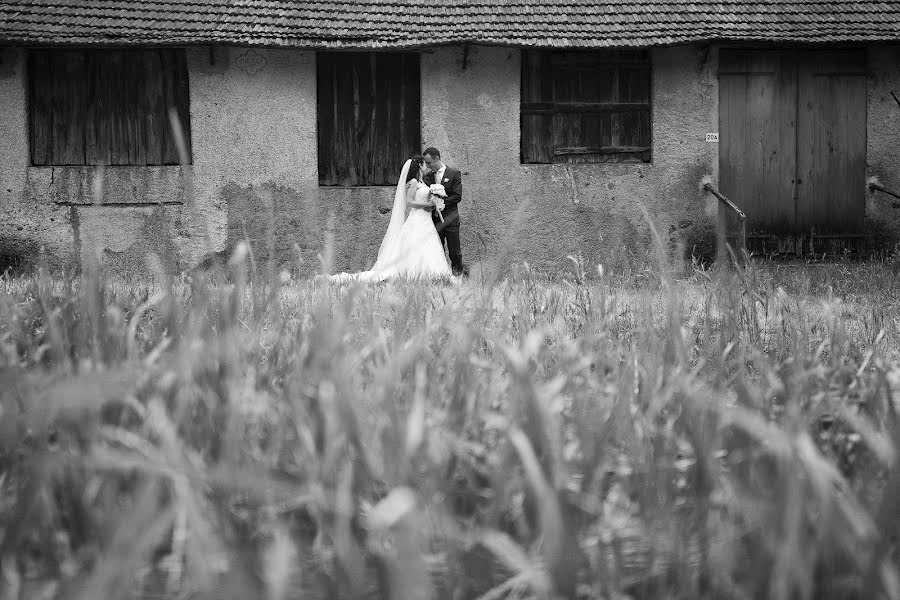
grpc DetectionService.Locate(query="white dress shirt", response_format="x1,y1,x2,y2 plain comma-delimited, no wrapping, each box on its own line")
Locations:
432,165,447,186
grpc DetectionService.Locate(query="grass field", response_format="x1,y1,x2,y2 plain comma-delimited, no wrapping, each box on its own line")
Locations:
0,248,898,600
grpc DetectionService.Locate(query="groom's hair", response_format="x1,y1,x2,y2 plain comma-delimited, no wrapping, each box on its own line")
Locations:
423,147,441,159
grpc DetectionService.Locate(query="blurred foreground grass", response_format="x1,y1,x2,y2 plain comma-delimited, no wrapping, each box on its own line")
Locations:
0,250,898,600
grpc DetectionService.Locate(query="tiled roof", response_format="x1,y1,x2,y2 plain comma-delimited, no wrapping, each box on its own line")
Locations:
1,1,899,49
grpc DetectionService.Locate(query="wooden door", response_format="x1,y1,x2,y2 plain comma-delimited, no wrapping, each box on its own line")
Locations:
718,48,867,255
719,50,797,241
796,50,867,238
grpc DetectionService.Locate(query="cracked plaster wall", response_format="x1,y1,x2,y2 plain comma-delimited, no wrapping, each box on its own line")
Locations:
2,43,897,275
866,45,900,249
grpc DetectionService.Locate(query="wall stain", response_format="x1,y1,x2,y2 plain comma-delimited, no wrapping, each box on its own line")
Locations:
69,204,81,273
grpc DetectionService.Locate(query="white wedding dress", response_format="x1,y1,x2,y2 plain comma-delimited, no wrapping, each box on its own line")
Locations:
330,159,452,283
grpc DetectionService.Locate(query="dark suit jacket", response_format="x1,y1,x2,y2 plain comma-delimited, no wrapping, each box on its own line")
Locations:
424,166,462,227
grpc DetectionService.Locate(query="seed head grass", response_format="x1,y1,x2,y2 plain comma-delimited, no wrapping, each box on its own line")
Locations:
0,245,898,600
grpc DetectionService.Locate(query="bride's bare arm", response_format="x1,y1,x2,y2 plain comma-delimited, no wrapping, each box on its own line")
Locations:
406,184,434,209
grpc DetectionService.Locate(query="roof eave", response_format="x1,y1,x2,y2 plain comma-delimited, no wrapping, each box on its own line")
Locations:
3,32,900,51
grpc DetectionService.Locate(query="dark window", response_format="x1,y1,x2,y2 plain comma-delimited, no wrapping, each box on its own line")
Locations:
521,50,651,164
29,49,192,166
317,52,421,186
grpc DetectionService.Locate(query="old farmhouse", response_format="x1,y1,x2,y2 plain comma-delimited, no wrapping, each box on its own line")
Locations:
1,1,899,275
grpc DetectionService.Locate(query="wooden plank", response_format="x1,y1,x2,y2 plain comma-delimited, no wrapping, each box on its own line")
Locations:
55,51,87,165
143,50,164,164
719,50,796,243
618,109,649,156
123,51,147,166
48,51,87,165
106,51,128,165
175,49,193,163
84,52,103,165
109,52,131,165
357,53,374,181
162,49,192,165
749,52,796,235
521,115,553,163
401,53,421,174
552,50,649,67
522,102,649,114
29,50,53,166
522,50,549,102
327,52,346,185
796,50,866,235
610,111,624,151
160,49,179,165
551,111,575,163
619,66,651,103
580,114,608,161
552,53,583,104
85,51,114,165
521,50,554,162
520,50,538,162
718,49,749,74
796,52,827,233
580,65,615,103
372,53,391,185
335,53,357,185
381,53,397,185
633,109,651,149
316,53,336,185
719,57,750,249
554,145,651,155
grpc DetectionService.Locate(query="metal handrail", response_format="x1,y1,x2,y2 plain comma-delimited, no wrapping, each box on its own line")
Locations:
704,182,747,262
704,182,746,219
869,181,900,202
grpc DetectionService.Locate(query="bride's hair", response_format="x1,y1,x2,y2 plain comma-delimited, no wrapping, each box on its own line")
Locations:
406,155,424,183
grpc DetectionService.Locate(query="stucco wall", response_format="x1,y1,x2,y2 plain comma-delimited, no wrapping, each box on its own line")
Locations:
5,42,897,275
321,44,719,275
0,47,208,273
0,47,75,271
866,45,900,249
188,47,320,271
0,47,322,274
420,44,718,273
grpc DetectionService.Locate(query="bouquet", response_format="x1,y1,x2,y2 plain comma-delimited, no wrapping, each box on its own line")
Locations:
429,184,446,222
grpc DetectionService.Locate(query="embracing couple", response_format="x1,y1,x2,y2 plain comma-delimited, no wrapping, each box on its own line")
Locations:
332,147,468,283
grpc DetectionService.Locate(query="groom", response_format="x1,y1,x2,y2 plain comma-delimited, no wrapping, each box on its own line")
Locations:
423,147,467,276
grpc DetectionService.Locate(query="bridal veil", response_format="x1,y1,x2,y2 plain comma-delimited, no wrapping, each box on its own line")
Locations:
369,158,411,273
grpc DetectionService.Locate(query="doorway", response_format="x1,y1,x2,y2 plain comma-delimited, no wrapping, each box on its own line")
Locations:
718,48,867,255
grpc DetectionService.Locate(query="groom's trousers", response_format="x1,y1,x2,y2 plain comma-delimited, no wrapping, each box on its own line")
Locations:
434,215,463,273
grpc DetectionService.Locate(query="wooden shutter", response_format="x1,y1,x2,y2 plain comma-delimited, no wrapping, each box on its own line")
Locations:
30,50,88,166
317,52,421,186
521,50,651,164
161,49,192,165
30,49,192,166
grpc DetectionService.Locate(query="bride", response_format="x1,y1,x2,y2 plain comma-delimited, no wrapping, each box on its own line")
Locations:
330,156,452,283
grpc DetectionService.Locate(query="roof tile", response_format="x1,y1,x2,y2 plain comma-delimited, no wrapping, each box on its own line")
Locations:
1,0,898,48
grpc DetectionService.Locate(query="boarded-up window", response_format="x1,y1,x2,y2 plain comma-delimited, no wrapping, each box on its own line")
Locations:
29,49,192,166
317,52,421,186
521,50,651,164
